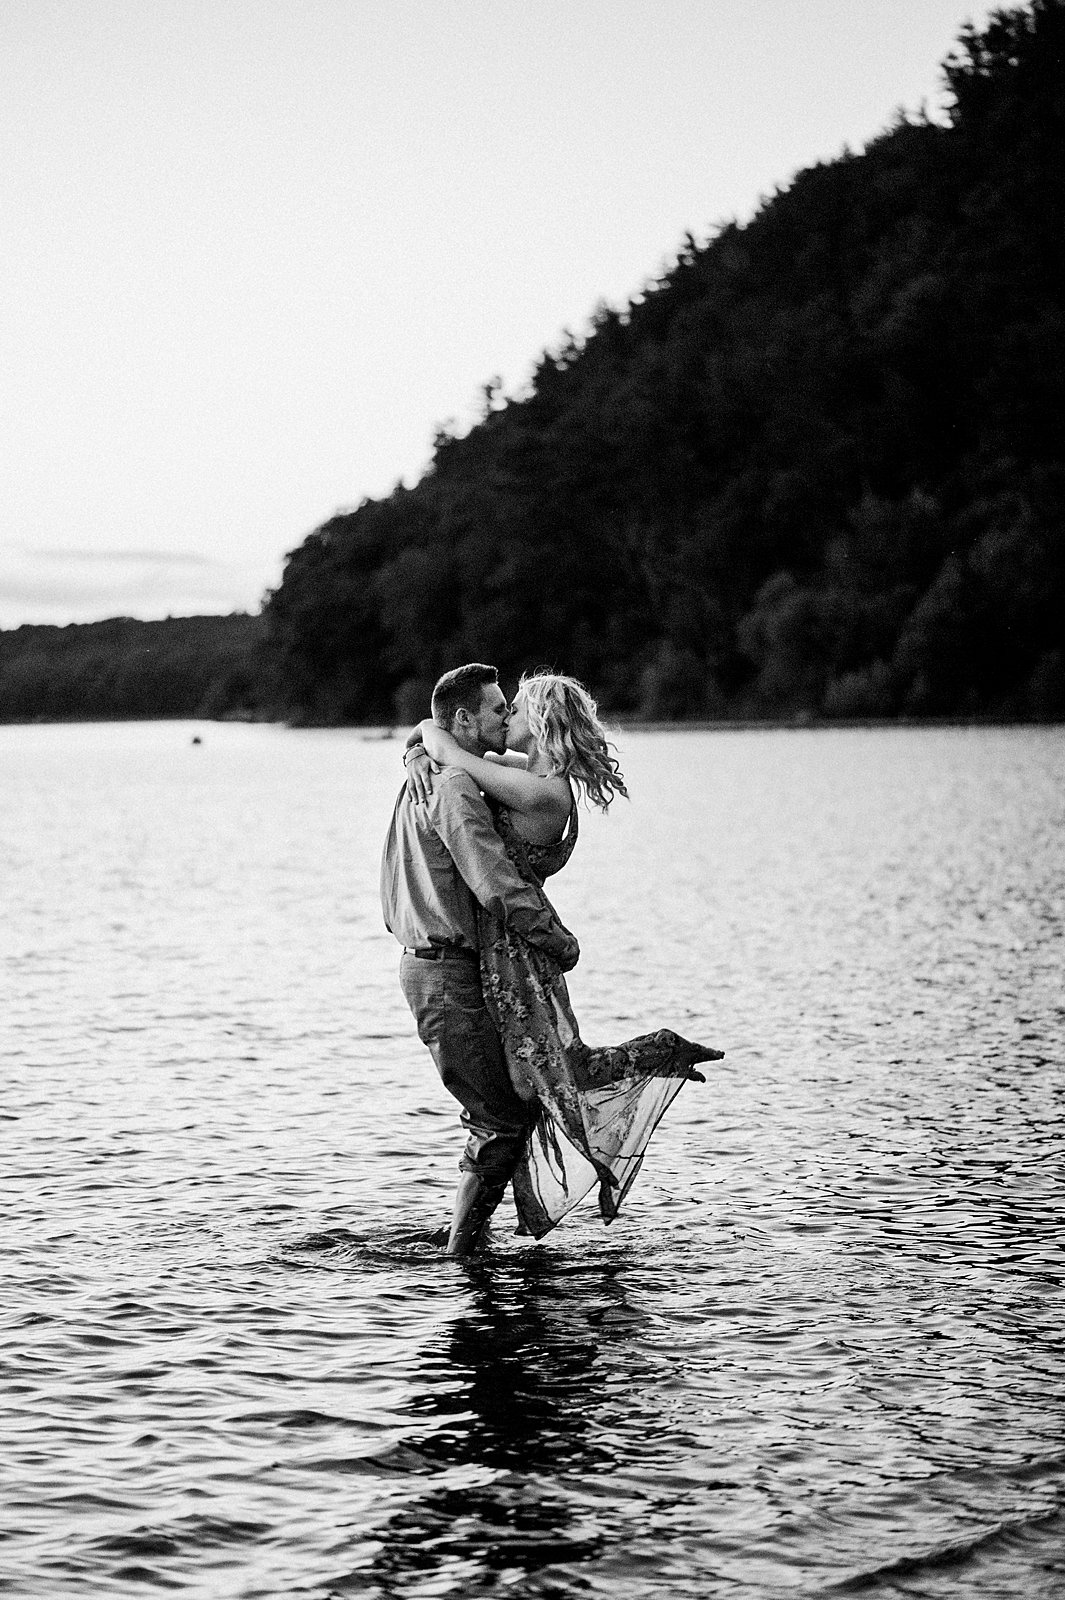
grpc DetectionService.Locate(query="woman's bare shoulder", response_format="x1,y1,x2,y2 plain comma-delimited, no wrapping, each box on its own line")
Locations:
506,776,572,844
535,773,572,807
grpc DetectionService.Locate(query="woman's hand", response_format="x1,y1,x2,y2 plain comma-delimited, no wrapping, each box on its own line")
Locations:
404,744,438,805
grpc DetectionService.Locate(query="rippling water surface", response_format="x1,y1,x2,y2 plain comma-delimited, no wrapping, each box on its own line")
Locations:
3,722,1064,1598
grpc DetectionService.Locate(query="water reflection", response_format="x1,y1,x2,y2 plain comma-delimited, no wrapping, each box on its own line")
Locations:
371,1250,638,1589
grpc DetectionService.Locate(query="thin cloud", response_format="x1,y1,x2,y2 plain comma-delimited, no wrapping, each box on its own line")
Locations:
14,546,221,568
0,547,269,627
0,572,254,608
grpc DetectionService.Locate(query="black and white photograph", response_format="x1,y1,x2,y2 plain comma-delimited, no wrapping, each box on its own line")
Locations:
3,1,1063,1595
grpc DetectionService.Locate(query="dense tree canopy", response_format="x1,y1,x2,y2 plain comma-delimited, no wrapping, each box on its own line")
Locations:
264,0,1065,724
0,614,265,722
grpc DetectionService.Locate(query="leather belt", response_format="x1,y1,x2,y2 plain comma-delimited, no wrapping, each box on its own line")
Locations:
404,944,477,961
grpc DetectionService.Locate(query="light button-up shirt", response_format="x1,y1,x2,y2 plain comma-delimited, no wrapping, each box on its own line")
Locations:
380,766,578,966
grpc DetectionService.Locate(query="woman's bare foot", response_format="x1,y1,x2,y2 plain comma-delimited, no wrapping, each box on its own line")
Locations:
655,1032,725,1080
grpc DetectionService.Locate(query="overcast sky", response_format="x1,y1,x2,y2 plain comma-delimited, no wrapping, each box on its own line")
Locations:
1,0,997,628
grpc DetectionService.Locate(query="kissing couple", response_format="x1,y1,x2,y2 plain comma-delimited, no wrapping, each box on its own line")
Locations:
381,662,722,1255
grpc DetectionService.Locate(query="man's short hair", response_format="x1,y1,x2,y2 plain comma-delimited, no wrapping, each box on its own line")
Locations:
431,663,498,729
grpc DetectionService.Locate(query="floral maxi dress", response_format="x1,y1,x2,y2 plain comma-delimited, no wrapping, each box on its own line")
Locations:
479,799,712,1240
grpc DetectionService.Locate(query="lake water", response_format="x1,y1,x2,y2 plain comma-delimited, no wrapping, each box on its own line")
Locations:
3,721,1064,1599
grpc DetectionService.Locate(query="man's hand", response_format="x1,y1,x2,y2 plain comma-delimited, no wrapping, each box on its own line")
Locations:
404,746,438,805
552,929,580,972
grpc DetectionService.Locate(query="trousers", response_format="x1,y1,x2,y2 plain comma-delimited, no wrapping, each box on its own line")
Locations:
398,951,534,1186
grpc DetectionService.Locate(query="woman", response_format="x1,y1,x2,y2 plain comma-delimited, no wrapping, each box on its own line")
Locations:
408,671,722,1239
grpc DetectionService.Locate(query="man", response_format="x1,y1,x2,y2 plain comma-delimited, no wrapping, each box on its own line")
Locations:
380,662,579,1255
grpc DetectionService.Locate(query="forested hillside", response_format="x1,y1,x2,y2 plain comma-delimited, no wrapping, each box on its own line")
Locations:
0,614,266,722
264,0,1065,725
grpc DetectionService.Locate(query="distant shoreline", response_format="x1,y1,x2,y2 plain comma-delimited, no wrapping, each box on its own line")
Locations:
366,717,1065,736
4,713,1060,733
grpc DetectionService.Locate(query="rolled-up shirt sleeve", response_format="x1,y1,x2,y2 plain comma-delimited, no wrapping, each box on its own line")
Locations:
428,769,578,964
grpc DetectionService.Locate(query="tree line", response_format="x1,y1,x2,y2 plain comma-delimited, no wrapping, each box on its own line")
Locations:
0,614,266,722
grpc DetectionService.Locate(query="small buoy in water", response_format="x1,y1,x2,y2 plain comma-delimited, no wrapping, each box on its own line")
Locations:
191,735,202,745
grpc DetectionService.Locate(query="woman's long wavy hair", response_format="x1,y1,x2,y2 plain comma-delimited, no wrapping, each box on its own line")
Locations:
519,671,628,811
